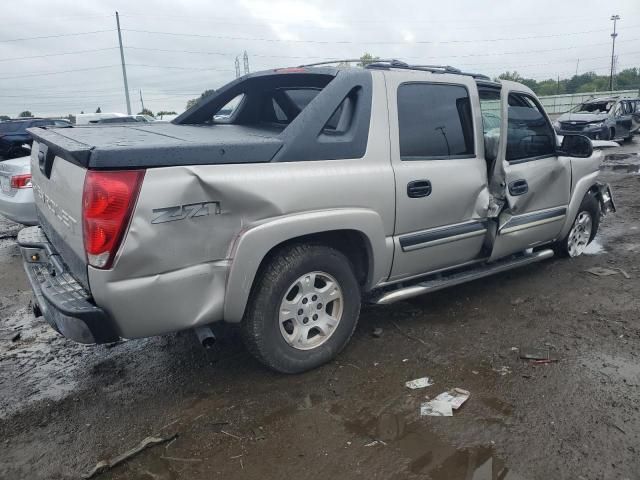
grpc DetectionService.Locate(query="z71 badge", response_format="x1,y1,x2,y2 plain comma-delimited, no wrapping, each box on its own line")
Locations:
151,201,221,224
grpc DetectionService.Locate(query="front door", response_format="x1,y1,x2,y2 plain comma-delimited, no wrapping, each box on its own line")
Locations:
387,73,490,282
489,82,571,260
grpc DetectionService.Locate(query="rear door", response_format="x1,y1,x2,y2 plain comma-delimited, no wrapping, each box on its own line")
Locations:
386,73,490,281
615,101,632,137
489,82,571,260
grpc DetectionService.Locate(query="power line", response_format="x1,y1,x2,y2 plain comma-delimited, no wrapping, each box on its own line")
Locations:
121,25,639,45
0,47,119,63
0,65,119,80
0,29,115,43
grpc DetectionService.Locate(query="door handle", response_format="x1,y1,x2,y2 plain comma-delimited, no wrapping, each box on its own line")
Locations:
509,179,529,196
407,180,432,198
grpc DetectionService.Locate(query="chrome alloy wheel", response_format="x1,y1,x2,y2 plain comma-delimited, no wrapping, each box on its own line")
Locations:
278,271,344,350
567,211,593,257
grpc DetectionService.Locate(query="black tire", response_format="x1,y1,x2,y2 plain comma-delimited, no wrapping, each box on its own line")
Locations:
554,191,600,257
242,244,361,373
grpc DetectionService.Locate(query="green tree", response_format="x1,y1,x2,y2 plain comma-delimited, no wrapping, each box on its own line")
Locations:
0,115,10,121
19,111,33,117
156,110,177,119
357,53,379,67
138,108,154,117
186,89,216,110
95,107,102,113
66,114,76,124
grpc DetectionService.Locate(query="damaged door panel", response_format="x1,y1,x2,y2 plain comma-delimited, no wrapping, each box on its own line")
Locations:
487,82,571,260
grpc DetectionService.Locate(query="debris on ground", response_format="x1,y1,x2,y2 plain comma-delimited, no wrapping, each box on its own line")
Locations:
364,440,386,447
83,434,178,479
585,267,619,277
11,332,20,342
420,400,453,417
493,366,512,376
421,388,470,416
519,347,554,361
405,377,434,389
371,327,383,338
511,297,527,306
531,358,559,365
616,268,631,279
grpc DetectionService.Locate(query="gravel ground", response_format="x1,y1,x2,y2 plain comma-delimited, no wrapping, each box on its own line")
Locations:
0,138,639,480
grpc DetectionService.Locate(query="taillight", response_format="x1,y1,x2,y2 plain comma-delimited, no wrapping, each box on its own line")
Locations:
82,170,144,269
10,173,32,189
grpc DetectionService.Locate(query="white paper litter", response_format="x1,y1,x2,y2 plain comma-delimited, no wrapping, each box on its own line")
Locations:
420,388,470,416
405,377,434,389
420,400,453,417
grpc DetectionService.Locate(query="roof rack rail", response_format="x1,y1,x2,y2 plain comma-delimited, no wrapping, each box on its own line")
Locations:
296,58,490,80
297,59,399,68
366,60,490,80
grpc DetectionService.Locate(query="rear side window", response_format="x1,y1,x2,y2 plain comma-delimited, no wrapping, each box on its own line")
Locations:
506,93,555,162
398,83,474,160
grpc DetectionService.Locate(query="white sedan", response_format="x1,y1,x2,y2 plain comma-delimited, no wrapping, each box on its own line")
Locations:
0,156,37,225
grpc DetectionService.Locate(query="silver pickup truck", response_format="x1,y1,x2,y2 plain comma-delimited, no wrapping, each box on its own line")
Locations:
18,60,615,373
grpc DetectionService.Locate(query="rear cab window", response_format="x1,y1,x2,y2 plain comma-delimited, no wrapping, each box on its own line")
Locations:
397,83,475,160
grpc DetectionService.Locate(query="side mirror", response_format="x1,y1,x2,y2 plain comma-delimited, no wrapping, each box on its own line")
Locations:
559,134,593,158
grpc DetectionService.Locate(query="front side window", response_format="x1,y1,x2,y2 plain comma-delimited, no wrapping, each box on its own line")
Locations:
506,93,555,162
398,83,474,160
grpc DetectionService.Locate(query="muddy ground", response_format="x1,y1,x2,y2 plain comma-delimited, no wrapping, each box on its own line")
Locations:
1,139,639,480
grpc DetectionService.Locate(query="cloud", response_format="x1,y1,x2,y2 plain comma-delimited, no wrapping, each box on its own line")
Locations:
0,0,638,117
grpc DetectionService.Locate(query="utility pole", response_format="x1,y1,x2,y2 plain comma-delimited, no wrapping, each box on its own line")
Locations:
235,56,241,78
116,11,132,115
609,14,620,91
139,89,145,112
243,51,250,75
575,59,579,77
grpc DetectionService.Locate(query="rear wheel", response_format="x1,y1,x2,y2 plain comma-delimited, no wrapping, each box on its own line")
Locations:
242,244,361,373
554,192,600,257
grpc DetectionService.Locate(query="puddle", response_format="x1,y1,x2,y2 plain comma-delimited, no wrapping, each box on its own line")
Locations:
340,407,524,478
600,163,640,174
604,152,638,162
583,238,606,255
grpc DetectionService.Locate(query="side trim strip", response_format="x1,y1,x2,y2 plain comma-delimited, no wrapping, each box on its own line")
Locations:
500,207,567,234
400,220,487,252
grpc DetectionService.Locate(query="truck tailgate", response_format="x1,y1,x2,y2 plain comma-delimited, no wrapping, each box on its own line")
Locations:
30,142,89,288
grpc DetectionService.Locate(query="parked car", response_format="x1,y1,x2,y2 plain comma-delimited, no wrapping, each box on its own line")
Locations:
553,96,637,141
0,118,69,159
75,113,128,125
89,116,140,124
0,156,36,225
18,60,615,373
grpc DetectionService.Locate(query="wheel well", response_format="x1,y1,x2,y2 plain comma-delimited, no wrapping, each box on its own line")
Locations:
257,230,372,288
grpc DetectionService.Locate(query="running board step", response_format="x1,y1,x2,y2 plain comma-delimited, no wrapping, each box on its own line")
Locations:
372,249,554,305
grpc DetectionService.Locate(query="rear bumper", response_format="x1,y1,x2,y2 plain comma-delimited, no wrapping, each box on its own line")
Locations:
0,188,37,225
17,226,119,344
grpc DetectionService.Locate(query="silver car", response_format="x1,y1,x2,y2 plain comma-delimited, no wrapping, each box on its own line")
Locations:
0,156,37,225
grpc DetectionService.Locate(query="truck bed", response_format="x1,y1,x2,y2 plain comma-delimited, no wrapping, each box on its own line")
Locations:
27,123,284,169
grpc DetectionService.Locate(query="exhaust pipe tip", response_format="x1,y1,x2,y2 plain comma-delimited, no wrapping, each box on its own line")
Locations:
194,326,217,349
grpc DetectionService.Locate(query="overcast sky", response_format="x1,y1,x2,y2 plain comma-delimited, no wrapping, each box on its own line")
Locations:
1,0,638,117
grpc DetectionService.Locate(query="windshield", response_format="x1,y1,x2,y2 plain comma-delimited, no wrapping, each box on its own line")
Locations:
572,101,613,114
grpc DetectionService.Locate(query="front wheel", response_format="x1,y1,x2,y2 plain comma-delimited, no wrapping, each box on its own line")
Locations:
554,192,600,257
242,244,361,373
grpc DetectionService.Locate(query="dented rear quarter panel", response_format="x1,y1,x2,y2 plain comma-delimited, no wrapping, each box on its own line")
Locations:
89,72,395,337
